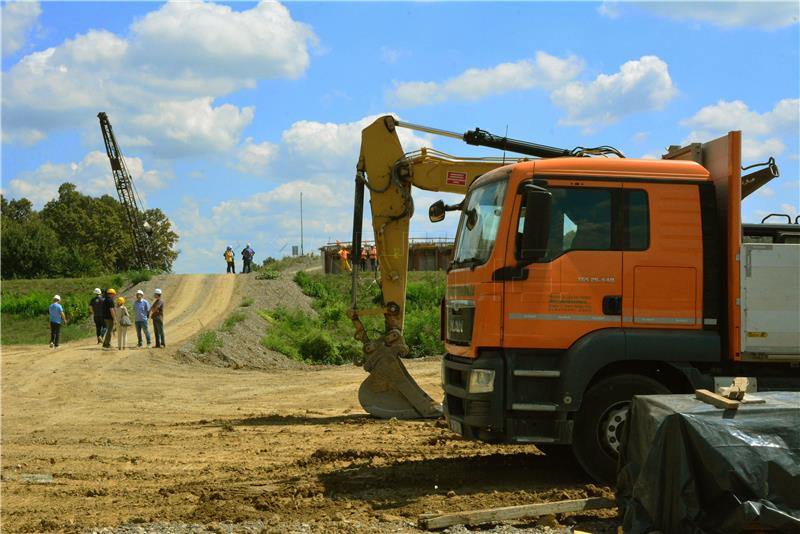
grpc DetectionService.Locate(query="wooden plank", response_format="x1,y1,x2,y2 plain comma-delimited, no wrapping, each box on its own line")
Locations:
695,389,740,410
418,497,615,530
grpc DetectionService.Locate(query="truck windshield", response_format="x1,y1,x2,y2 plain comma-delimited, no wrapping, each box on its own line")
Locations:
452,179,508,267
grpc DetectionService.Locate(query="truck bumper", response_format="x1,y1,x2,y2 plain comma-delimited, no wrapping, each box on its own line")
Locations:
442,351,573,444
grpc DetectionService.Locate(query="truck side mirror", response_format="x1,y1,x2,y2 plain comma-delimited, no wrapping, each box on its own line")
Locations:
519,185,551,262
429,200,446,223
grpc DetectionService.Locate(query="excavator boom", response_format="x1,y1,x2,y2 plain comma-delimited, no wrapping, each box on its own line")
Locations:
349,115,527,418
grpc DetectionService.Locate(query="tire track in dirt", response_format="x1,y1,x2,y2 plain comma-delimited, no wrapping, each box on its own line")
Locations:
1,274,238,428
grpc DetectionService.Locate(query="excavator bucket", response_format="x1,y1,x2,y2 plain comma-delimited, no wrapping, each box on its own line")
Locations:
358,330,442,419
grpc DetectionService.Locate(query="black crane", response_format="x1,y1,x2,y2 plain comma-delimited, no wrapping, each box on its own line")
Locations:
98,112,151,270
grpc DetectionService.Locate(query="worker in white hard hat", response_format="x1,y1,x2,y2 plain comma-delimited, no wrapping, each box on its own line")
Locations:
241,243,255,273
49,295,67,348
133,289,151,348
89,288,106,343
149,288,165,348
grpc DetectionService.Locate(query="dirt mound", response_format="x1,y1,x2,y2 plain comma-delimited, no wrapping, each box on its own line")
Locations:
175,268,316,370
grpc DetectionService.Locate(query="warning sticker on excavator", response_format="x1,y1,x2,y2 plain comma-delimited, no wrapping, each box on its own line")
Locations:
447,171,467,186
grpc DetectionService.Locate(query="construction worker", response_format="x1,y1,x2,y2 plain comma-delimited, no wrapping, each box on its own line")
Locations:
369,245,378,271
133,289,151,348
241,243,255,273
360,245,368,271
116,296,131,350
149,288,165,348
224,246,235,274
102,288,117,349
89,288,105,343
49,295,67,348
338,244,352,273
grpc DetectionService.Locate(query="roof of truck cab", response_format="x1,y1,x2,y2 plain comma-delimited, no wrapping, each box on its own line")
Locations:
474,158,711,189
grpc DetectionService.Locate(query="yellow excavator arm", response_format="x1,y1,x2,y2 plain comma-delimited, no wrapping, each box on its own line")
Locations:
349,115,523,419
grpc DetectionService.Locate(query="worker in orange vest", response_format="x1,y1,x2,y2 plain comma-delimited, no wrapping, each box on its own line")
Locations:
338,245,352,273
360,245,368,271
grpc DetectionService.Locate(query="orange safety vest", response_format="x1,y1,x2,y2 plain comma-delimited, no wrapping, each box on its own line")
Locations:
369,247,377,259
361,247,368,259
338,248,349,260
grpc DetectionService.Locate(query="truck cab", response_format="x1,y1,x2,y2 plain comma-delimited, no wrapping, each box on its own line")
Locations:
441,133,800,482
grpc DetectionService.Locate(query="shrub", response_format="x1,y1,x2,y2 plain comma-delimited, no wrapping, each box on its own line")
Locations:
299,331,340,364
127,270,154,285
112,274,125,289
221,311,246,332
261,332,301,360
240,297,254,307
256,270,279,280
195,330,223,354
336,338,363,363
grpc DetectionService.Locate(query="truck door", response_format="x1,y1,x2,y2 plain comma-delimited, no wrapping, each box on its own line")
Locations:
503,181,623,350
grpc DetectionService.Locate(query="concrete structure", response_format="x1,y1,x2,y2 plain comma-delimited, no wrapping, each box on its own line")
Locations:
320,239,454,274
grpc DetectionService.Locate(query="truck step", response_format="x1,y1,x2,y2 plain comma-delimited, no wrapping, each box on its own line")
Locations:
515,436,557,443
512,402,558,412
513,370,561,378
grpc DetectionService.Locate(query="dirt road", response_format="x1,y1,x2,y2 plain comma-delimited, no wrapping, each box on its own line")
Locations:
1,273,615,533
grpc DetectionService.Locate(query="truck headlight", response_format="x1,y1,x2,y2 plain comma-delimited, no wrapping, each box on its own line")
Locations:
468,369,495,393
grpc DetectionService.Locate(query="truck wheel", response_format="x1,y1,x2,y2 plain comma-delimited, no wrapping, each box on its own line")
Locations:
572,374,669,484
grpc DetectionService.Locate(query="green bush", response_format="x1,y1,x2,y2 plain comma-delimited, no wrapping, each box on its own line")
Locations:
221,311,246,332
299,331,340,364
127,269,154,285
195,330,223,354
240,297,254,307
256,270,279,280
1,291,89,323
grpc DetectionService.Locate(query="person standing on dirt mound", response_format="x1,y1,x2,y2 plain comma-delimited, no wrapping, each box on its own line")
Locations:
224,246,235,274
89,288,105,344
116,296,131,350
101,288,117,350
149,288,165,348
133,290,151,348
49,295,67,348
241,243,255,273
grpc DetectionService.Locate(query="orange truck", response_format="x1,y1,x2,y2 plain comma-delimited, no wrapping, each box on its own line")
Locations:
349,116,799,482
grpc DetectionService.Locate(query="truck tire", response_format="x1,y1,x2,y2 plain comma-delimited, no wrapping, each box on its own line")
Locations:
572,374,669,484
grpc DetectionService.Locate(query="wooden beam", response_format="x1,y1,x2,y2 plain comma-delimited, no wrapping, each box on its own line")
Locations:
418,497,616,530
695,389,740,410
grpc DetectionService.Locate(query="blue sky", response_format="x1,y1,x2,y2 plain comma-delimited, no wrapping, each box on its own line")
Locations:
2,1,798,273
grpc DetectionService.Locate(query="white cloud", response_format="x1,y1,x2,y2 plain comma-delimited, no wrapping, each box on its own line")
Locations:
132,98,255,158
281,114,431,170
640,2,799,30
8,151,166,207
2,1,317,157
682,99,800,137
235,138,279,176
1,1,40,56
597,1,621,19
550,55,677,132
389,52,585,107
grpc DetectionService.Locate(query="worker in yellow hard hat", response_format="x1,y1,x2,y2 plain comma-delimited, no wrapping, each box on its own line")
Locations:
115,296,131,350
101,288,117,349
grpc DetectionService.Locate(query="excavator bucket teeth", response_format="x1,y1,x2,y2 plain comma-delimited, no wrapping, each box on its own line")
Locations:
359,342,442,419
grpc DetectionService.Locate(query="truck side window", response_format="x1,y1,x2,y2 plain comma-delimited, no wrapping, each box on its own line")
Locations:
626,190,649,250
548,188,612,258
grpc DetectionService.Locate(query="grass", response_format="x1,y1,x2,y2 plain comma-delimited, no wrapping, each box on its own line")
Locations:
240,297,254,307
260,270,445,365
195,330,223,354
1,274,125,345
220,311,246,332
255,270,279,280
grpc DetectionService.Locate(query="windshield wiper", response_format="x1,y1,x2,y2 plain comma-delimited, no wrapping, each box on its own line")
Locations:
451,256,485,269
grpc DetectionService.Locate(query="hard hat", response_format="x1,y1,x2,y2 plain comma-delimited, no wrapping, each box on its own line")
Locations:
246,243,251,247
94,288,102,295
53,295,61,301
116,297,125,305
107,288,116,295
136,289,144,295
154,288,162,295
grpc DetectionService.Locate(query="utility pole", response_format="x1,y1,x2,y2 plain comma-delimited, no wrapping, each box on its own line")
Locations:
300,192,304,256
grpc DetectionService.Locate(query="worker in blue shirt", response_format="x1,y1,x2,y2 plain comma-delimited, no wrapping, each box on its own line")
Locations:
133,289,152,348
49,295,67,348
